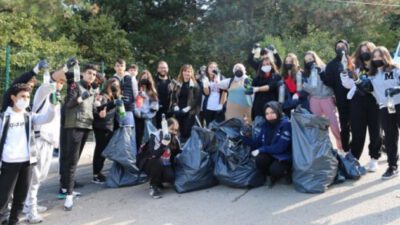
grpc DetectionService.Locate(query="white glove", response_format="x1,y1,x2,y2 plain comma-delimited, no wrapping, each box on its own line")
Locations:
182,106,191,113
292,94,299,100
251,149,260,157
253,87,260,93
173,106,180,112
215,104,223,111
134,108,141,117
161,139,171,146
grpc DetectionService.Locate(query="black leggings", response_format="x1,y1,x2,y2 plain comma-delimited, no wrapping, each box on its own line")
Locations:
143,158,175,186
255,153,291,179
380,105,400,168
0,162,32,225
93,129,113,175
176,114,196,142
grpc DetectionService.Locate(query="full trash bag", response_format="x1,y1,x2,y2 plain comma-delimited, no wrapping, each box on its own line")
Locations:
174,126,219,193
102,126,137,169
335,151,367,180
213,118,265,188
102,126,147,187
106,162,148,188
291,107,338,193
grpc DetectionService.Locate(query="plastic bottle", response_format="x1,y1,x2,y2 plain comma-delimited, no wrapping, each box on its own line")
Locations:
310,64,318,88
43,69,51,84
296,71,303,92
387,96,396,114
278,83,285,103
73,64,80,82
253,43,261,59
116,97,126,118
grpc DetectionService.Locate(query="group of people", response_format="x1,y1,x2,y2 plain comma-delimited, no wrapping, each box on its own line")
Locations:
0,39,400,225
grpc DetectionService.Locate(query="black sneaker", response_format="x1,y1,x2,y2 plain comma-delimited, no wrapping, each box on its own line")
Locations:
92,173,106,184
382,167,399,180
149,185,162,199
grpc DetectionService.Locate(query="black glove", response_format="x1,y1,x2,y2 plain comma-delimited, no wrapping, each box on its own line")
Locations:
81,91,91,100
66,57,79,70
355,76,373,93
266,44,276,53
244,87,254,95
385,87,400,97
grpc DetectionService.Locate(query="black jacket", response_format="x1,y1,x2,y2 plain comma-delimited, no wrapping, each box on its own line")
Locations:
252,73,281,119
93,94,116,132
320,57,350,109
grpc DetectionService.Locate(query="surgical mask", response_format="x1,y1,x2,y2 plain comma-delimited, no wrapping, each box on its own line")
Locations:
15,99,30,110
261,65,272,73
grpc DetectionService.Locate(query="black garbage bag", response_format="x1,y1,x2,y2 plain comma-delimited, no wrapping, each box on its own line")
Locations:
213,118,265,188
106,162,148,188
102,126,147,187
102,127,137,169
174,126,219,193
291,107,338,193
336,151,367,180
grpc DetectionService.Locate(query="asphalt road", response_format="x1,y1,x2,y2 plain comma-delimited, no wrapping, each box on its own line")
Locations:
25,140,400,225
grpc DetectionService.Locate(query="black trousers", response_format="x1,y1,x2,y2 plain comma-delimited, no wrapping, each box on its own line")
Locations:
135,117,145,150
143,158,175,186
93,129,113,175
380,105,400,168
350,94,382,160
176,113,195,142
337,105,352,152
203,109,225,126
0,162,32,225
61,128,90,194
255,153,291,179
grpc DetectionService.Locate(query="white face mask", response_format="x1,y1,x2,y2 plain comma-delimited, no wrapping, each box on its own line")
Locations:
261,65,272,73
15,99,30,110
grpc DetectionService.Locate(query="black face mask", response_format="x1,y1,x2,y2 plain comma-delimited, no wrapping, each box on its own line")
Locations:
284,63,293,70
336,48,347,58
234,70,243,78
371,60,385,68
305,61,315,70
139,79,150,87
111,85,118,93
359,52,371,62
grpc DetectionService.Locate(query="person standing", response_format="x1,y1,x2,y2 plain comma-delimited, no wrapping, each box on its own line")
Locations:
155,61,172,128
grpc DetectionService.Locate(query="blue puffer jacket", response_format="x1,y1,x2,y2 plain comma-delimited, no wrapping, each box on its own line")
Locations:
242,117,292,161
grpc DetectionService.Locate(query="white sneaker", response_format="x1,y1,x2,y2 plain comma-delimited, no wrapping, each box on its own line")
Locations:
64,195,73,211
27,212,43,224
365,159,379,172
37,205,47,213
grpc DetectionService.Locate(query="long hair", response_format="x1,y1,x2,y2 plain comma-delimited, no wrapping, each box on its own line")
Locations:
303,51,326,76
177,64,197,85
103,79,121,101
369,46,399,76
352,41,376,70
282,53,301,79
256,55,279,78
138,70,158,101
206,61,218,81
